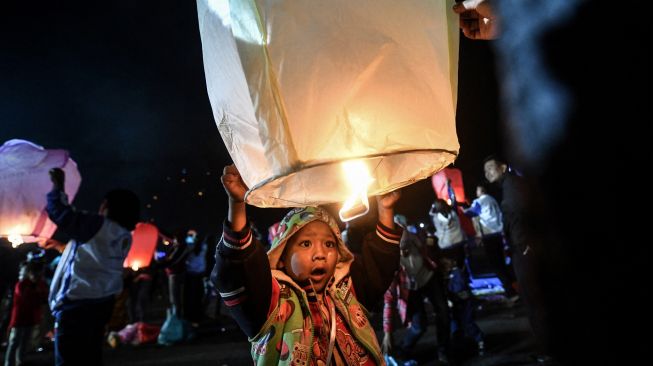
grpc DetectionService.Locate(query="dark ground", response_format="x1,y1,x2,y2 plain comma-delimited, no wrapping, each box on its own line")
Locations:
2,291,552,366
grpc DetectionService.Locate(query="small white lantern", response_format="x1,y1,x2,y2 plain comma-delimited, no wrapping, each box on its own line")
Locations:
0,140,81,245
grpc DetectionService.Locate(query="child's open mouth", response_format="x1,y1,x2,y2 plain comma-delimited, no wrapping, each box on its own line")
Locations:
310,268,327,280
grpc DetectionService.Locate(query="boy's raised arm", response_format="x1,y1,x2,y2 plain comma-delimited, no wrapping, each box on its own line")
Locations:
221,164,248,232
349,191,402,309
212,164,273,338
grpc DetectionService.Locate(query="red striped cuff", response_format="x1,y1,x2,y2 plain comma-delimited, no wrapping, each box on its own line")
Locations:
376,222,402,244
222,223,253,250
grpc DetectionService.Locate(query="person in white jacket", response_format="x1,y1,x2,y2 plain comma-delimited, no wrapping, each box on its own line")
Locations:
45,168,140,366
464,184,517,298
429,199,484,355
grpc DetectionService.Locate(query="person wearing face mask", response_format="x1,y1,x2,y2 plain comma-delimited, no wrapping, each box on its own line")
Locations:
184,230,208,327
156,230,192,317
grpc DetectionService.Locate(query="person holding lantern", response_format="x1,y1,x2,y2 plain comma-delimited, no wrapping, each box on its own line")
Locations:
45,168,140,366
212,164,402,365
430,199,485,356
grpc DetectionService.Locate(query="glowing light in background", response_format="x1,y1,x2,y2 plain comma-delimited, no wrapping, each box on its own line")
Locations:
339,160,374,222
8,230,24,248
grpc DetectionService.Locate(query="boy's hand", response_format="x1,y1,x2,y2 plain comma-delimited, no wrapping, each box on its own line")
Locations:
49,168,65,190
221,164,248,232
377,190,401,229
221,164,248,203
377,190,401,210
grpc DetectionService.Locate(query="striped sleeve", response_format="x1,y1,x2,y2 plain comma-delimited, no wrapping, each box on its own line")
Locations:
376,222,402,244
221,221,253,251
219,286,247,307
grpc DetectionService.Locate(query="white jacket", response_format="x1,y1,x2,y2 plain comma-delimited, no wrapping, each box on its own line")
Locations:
49,219,131,311
432,211,465,249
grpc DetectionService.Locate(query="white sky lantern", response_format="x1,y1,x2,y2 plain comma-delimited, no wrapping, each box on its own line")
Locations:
197,0,460,209
0,139,81,245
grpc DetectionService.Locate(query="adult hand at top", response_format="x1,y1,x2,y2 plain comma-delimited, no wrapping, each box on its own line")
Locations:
453,0,500,40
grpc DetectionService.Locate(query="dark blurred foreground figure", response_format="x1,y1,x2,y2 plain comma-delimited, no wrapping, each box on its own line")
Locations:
483,155,553,361
454,0,650,364
45,168,140,366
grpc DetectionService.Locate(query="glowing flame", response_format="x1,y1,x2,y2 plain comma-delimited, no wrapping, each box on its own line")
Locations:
131,261,140,271
8,230,24,248
338,160,374,222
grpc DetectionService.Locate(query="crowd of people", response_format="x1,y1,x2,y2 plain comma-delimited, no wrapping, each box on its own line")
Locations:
0,154,539,366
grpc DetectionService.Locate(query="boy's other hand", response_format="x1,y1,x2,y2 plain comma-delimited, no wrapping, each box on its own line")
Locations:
221,164,248,203
377,190,401,210
49,168,65,190
376,190,401,229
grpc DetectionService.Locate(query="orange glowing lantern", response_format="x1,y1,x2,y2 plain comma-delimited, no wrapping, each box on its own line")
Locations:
431,168,468,205
431,167,476,236
124,223,158,271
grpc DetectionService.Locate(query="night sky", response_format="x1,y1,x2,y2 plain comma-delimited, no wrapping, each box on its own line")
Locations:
1,1,504,238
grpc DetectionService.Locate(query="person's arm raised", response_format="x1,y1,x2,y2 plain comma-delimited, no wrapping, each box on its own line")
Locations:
221,164,248,232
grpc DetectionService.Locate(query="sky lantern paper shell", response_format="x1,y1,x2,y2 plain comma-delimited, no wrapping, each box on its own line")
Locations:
124,222,159,270
431,167,467,204
0,139,81,244
198,0,460,207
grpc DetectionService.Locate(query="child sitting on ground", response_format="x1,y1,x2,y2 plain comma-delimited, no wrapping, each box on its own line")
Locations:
212,164,402,365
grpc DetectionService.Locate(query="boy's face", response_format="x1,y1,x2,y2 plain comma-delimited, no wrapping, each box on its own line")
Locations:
280,221,339,293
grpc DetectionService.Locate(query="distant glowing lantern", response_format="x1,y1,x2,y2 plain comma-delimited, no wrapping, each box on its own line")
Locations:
431,167,476,236
431,168,468,204
124,223,158,271
0,139,81,246
197,0,460,210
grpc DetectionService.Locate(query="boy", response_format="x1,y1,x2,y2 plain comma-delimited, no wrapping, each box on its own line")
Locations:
45,167,140,366
4,259,48,366
212,164,402,365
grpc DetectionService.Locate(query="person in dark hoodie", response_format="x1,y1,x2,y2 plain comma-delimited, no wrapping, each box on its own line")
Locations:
212,164,402,365
45,168,139,366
